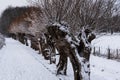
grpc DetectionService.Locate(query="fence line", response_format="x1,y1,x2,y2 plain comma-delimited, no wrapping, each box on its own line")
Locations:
92,46,120,61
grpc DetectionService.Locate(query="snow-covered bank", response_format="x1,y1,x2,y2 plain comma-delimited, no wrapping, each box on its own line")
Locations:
0,38,58,80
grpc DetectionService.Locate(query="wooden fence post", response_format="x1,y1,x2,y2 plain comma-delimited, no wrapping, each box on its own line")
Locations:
116,49,119,59
38,38,42,54
99,47,100,56
93,47,96,55
108,48,111,59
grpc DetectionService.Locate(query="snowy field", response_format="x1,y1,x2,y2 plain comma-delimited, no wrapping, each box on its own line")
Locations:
92,34,120,55
92,34,120,49
0,38,120,80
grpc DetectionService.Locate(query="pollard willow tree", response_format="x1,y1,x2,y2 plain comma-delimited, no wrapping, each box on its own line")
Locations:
28,0,118,80
46,23,95,80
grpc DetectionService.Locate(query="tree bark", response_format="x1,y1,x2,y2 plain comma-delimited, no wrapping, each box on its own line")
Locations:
57,50,67,75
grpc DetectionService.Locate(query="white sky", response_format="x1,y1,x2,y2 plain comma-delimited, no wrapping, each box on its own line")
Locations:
0,0,119,15
0,0,29,15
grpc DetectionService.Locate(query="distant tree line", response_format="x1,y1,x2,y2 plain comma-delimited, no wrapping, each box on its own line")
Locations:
102,15,120,33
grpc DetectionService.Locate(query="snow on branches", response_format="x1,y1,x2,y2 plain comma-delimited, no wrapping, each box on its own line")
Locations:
46,22,96,80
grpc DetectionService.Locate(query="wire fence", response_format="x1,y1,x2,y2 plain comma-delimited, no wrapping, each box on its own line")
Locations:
92,46,120,61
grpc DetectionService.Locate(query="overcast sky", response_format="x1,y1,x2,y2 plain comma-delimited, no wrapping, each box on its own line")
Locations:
0,0,29,15
0,0,120,15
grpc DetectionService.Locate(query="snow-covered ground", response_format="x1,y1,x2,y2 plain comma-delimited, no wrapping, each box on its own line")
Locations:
92,34,120,49
90,55,120,80
0,38,120,80
90,34,120,80
92,34,120,54
0,38,58,80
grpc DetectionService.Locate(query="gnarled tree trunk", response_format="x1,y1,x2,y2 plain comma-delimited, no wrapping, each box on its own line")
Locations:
46,24,96,80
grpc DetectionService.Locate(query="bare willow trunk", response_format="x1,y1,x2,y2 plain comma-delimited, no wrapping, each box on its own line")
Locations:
55,40,83,79
55,39,68,75
55,38,82,79
39,39,50,60
44,33,56,64
17,33,26,44
56,49,67,75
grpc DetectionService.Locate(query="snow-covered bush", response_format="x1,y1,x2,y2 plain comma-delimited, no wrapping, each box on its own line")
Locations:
0,33,5,49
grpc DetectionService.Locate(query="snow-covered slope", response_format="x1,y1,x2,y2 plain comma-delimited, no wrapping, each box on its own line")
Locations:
0,38,120,80
92,34,120,49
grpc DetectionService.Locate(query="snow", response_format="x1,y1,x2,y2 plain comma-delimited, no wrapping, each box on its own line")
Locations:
53,22,69,33
92,34,120,49
91,34,120,54
0,38,58,80
90,55,120,80
0,38,120,80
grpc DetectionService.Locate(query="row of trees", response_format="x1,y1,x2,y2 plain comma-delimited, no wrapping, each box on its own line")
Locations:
0,0,120,36
27,0,120,80
30,0,120,34
0,0,119,80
